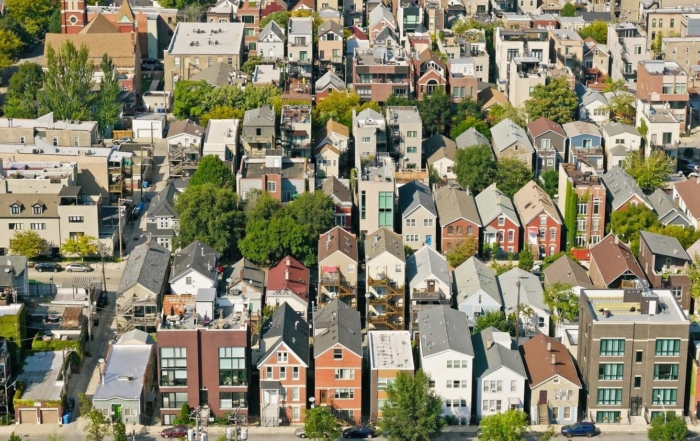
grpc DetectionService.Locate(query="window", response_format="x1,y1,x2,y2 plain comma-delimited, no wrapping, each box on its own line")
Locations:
577,202,587,215
564,407,571,420
540,215,547,225
52,137,58,146
361,191,366,220
467,226,473,235
634,376,641,388
279,366,286,379
672,286,682,299
599,364,624,380
68,216,84,223
659,19,663,27
244,28,255,37
160,347,187,386
174,57,180,67
406,219,416,227
362,137,371,143
292,387,300,401
636,351,643,363
377,378,394,390
671,18,675,27
162,392,188,408
335,369,355,380
292,407,300,421
194,57,199,67
498,216,505,226
476,65,484,72
227,58,233,66
550,228,556,241
655,339,680,356
292,367,299,380
596,411,620,423
219,347,246,386
405,131,418,138
582,139,592,148
597,388,622,405
266,182,276,192
266,366,273,379
378,191,393,228
654,364,679,380
576,218,587,232
447,360,453,368
19,136,25,144
653,389,677,405
407,146,417,153
554,389,572,400
220,392,247,409
405,234,419,242
423,219,433,227
30,223,46,230
348,264,355,273
32,204,43,215
600,339,625,356
540,228,546,241
592,218,600,232
185,277,193,285
242,15,255,23
10,205,20,215
511,380,517,392
333,349,343,360
277,352,288,363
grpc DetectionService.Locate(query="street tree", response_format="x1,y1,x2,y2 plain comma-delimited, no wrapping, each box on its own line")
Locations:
313,92,361,129
61,235,98,262
473,310,515,336
304,407,342,440
83,402,110,441
487,103,526,127
453,145,497,194
174,183,245,256
94,54,122,136
189,155,236,190
579,21,608,43
3,62,43,118
561,3,576,16
173,80,212,120
380,369,446,441
647,411,687,441
525,78,579,124
417,89,451,135
496,158,533,199
200,105,244,126
478,409,529,441
540,169,559,199
622,150,674,194
6,0,55,38
0,29,23,69
9,230,47,259
517,245,534,271
113,421,127,441
543,282,579,325
450,116,490,139
610,205,661,256
174,404,190,425
40,41,96,121
446,236,479,268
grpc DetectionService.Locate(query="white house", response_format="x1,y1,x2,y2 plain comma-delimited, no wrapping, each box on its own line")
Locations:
132,113,166,139
166,119,205,148
418,305,474,426
365,228,406,330
399,180,438,250
169,240,219,295
258,20,285,61
472,326,527,420
453,256,502,327
579,89,608,125
225,257,265,312
203,118,239,162
600,122,641,157
498,268,551,340
407,246,451,301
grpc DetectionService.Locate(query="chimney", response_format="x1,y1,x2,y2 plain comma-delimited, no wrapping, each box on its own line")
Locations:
285,269,289,280
201,246,204,257
551,354,556,365
286,256,291,267
145,235,151,249
614,236,619,245
295,320,299,329
547,341,552,352
487,338,493,349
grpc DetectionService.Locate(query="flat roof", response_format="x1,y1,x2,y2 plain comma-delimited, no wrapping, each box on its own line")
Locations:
368,330,414,370
253,64,281,84
17,351,65,401
204,119,239,144
582,288,687,323
93,345,152,401
168,22,245,56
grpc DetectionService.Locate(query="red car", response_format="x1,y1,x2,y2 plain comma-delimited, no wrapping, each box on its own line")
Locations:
161,425,188,438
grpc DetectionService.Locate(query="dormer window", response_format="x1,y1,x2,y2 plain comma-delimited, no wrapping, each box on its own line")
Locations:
11,204,20,215
33,204,43,215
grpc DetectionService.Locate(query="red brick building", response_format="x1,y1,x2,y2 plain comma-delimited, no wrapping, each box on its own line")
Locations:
513,180,563,258
475,183,522,255
434,186,482,254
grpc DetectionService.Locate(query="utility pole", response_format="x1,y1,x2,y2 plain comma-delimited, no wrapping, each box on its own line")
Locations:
118,197,133,262
515,277,522,341
87,282,94,350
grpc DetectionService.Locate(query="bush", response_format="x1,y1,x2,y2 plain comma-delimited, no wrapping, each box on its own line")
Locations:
31,334,81,352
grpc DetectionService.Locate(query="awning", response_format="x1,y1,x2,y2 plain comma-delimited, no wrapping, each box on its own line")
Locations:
260,380,281,389
509,397,522,405
485,225,498,234
291,130,308,137
322,265,338,273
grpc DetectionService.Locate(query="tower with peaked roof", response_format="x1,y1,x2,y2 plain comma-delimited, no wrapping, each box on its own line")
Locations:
115,0,135,34
61,0,88,34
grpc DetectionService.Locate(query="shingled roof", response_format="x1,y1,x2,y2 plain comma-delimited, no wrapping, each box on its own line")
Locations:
117,241,171,295
314,299,362,358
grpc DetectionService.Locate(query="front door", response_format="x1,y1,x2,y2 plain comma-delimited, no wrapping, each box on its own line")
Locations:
539,390,547,405
264,390,279,405
320,390,328,405
630,397,641,416
112,404,122,422
200,389,208,406
428,281,435,293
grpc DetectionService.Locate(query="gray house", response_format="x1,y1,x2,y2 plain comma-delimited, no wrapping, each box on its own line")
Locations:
563,121,603,173
145,182,179,251
92,330,156,424
490,118,534,169
648,188,691,227
258,21,285,61
0,256,28,302
526,117,567,175
453,256,502,327
456,127,491,152
242,105,276,158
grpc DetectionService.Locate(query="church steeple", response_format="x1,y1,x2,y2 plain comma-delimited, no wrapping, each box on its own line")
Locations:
60,0,87,34
116,0,136,33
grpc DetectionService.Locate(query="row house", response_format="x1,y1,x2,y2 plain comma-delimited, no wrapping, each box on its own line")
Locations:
513,180,562,258
167,120,204,179
258,21,285,62
491,118,534,169
354,108,387,163
237,0,261,54
358,154,394,238
434,186,482,254
453,256,502,327
475,183,521,254
414,51,448,99
207,0,234,22
556,163,607,249
352,47,412,104
606,23,647,83
237,151,314,203
322,177,353,230
542,254,593,292
315,71,348,102
578,89,609,126
280,105,312,159
499,267,550,338
494,28,550,87
563,121,604,174
648,188,691,228
366,228,406,331
601,166,653,212
318,227,359,309
226,257,265,312
589,234,646,289
368,331,414,423
549,29,584,80
145,182,179,251
456,128,490,151
387,107,422,169
448,58,481,104
407,246,450,338
242,105,276,159
673,177,700,229
204,118,239,164
288,17,314,79
600,123,642,169
507,57,546,107
557,16,585,32
169,240,219,295
396,1,423,38
399,180,437,250
438,29,489,83
318,20,344,74
638,231,692,312
0,113,98,146
424,135,458,181
526,117,567,176
582,39,610,85
369,5,397,40
266,255,310,315
419,305,474,426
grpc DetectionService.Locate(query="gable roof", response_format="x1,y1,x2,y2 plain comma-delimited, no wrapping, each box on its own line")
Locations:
686,238,700,260
259,303,309,366
318,19,343,37
513,180,562,225
318,226,358,262
475,183,520,226
260,20,285,41
639,231,691,261
228,258,265,292
117,242,171,295
407,246,450,290
455,127,491,151
117,0,135,22
600,122,641,138
366,227,405,262
527,117,566,139
315,70,346,92
590,234,646,286
398,180,437,218
434,186,481,226
580,88,607,107
322,176,352,204
243,104,275,127
472,326,527,379
267,256,310,301
167,119,205,138
170,240,219,283
499,267,547,313
191,62,237,87
82,13,118,33
44,33,137,69
648,188,690,227
419,305,474,358
369,4,395,29
520,334,581,388
423,134,457,164
148,181,178,219
314,299,362,358
347,25,369,40
543,254,593,289
673,177,700,218
315,119,350,144
453,256,501,307
375,26,399,43
602,166,651,210
491,118,534,153
562,120,602,138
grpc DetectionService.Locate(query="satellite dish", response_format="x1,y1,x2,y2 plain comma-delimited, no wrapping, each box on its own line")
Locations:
99,358,105,364
226,278,232,283
3,268,9,273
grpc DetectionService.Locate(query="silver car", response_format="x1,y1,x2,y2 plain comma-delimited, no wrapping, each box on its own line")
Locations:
65,263,93,272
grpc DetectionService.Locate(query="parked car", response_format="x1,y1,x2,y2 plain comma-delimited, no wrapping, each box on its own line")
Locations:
161,425,188,438
65,263,93,272
343,427,376,439
294,428,308,438
113,137,133,145
561,422,596,438
97,291,108,308
35,263,61,273
93,315,99,327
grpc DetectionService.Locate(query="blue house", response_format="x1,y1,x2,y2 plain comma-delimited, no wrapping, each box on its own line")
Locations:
562,121,603,174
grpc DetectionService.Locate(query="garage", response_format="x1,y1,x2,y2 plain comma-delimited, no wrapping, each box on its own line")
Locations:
132,113,166,140
19,408,37,424
41,409,59,424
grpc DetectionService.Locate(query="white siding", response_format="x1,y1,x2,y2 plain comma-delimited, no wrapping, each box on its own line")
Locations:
420,349,474,424
476,367,526,420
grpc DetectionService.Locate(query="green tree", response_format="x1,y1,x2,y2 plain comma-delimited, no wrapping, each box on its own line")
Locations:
174,403,191,425
622,150,674,194
9,433,21,441
61,235,98,262
610,205,661,256
313,92,361,129
647,411,687,441
6,0,55,38
453,97,484,125
39,41,96,121
478,409,529,441
496,158,532,199
200,105,244,126
385,94,417,107
113,421,127,441
604,92,636,125
687,254,700,303
303,407,341,440
488,103,526,128
3,62,43,118
540,169,559,199
417,88,451,135
446,236,479,268
94,54,122,136
517,245,534,271
83,402,109,441
241,55,263,75
473,310,515,336
9,230,47,259
244,190,282,223
543,282,579,325
48,9,61,33
541,251,579,270
189,155,235,190
182,3,204,22
450,116,490,139
0,29,23,69
404,245,415,258
259,11,290,29
525,78,578,124
283,191,336,249
0,13,31,50
564,181,578,249
579,21,608,43
174,184,245,256
173,80,212,119
561,2,576,16
453,145,497,194
651,32,663,56
380,370,446,441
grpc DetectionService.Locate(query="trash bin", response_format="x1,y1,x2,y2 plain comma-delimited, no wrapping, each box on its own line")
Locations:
62,412,71,424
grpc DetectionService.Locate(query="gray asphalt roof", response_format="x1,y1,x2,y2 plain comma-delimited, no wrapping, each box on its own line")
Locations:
398,180,437,218
418,305,474,357
117,242,171,295
639,231,691,261
601,122,641,138
375,26,398,43
18,351,65,401
472,326,527,379
259,302,309,366
562,121,601,138
543,254,593,288
580,89,607,106
0,255,26,287
289,16,313,35
228,258,265,292
322,176,352,204
148,181,178,219
474,183,520,226
498,267,548,313
648,188,691,227
315,70,346,92
434,186,482,226
490,118,533,153
608,145,631,156
260,20,285,41
314,299,362,358
602,166,650,210
423,134,456,161
406,246,450,290
243,105,275,127
366,227,405,262
190,62,237,87
170,240,219,283
453,256,502,306
93,343,152,401
369,4,394,28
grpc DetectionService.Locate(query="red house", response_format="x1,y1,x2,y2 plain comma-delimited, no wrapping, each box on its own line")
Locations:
322,176,353,231
434,186,482,254
513,180,563,258
475,183,522,255
265,255,310,315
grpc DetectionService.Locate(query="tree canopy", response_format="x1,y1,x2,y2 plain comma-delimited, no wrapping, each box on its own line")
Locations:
543,282,579,324
174,81,282,122
495,158,533,199
622,150,674,194
540,169,559,199
478,409,529,441
6,0,56,38
488,103,526,128
453,145,497,194
189,155,236,190
561,2,576,16
380,370,446,441
579,21,608,44
647,411,687,441
525,78,578,124
313,92,362,130
446,236,479,268
173,80,215,119
0,29,23,70
517,245,534,271
473,310,515,336
688,254,700,304
61,235,98,262
604,92,636,125
94,54,122,136
417,89,451,135
303,407,342,440
9,230,47,259
259,11,290,29
200,105,244,127
3,62,43,118
610,205,660,256
649,224,700,249
450,116,490,139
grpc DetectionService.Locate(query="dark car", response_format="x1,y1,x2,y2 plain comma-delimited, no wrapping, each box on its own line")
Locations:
35,263,61,273
343,427,376,439
97,291,108,308
161,425,188,438
561,422,596,438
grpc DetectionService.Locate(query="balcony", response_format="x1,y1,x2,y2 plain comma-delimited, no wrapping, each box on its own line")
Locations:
243,135,273,143
411,287,449,302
